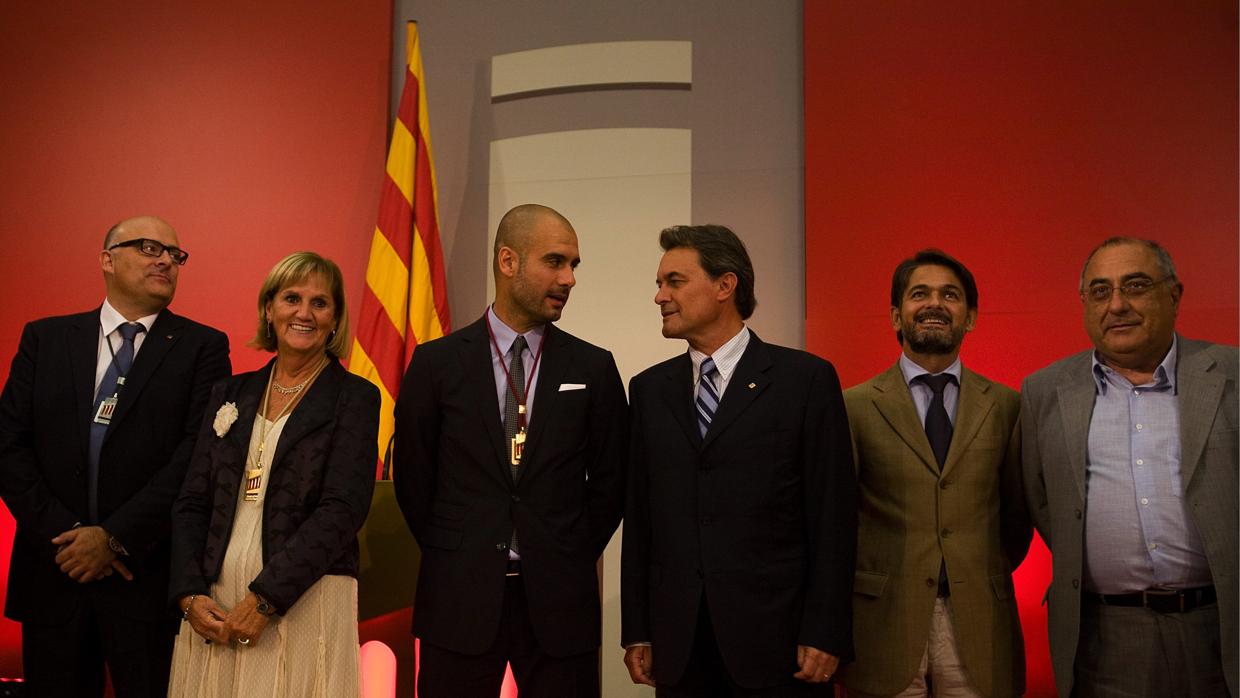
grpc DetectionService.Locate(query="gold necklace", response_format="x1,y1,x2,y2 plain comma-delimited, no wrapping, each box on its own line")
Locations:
244,356,328,502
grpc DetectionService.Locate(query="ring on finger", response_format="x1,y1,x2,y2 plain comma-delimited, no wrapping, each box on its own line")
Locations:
237,637,251,645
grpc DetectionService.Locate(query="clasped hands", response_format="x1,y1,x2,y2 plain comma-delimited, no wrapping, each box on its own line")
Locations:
51,525,131,583
181,592,271,647
623,643,839,687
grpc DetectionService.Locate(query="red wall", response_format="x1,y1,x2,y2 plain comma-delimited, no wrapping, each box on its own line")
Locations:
805,2,1238,695
0,1,391,678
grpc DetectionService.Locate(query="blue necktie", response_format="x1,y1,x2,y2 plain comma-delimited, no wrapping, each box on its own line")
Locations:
696,358,720,437
88,322,144,523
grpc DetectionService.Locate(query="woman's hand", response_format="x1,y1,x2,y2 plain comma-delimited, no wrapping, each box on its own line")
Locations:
222,592,272,646
180,594,230,644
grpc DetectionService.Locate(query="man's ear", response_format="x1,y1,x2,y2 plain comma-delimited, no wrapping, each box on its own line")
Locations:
100,249,114,274
496,245,519,279
715,271,737,303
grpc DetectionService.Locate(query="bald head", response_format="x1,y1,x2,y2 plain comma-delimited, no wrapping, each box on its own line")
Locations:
492,204,574,274
104,215,176,250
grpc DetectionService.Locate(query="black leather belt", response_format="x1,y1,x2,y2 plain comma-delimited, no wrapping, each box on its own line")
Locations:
1085,586,1216,613
505,560,522,577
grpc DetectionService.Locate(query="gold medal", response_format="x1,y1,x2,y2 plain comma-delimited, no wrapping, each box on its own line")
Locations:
244,468,263,501
510,429,526,466
93,394,119,425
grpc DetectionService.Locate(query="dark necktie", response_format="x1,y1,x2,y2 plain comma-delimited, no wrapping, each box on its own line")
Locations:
696,358,719,437
88,322,144,523
918,373,955,468
504,335,527,553
917,372,956,596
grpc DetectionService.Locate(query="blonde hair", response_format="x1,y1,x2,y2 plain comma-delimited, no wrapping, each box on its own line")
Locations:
249,251,351,358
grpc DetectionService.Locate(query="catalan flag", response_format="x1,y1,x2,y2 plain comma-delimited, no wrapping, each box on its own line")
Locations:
350,21,450,477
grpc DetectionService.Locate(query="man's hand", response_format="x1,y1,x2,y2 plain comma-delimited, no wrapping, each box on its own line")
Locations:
222,592,272,647
181,595,230,644
793,644,839,684
51,526,131,583
624,644,656,687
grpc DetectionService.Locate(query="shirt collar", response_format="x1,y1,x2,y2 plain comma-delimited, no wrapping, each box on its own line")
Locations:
1091,334,1178,395
688,325,751,382
99,298,158,337
898,352,962,387
486,305,546,357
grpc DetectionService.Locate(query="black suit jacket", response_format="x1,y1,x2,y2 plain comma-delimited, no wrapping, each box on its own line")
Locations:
621,334,857,689
0,308,230,623
169,358,379,614
393,316,628,657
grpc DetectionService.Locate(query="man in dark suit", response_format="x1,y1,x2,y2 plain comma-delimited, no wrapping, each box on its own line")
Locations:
393,204,627,698
621,224,857,696
0,215,231,697
840,250,1029,698
1022,237,1237,697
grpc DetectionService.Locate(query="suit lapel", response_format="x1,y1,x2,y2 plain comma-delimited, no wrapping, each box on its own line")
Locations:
870,365,940,474
216,367,267,497
71,311,101,460
658,353,699,447
270,360,340,470
942,368,997,478
462,317,512,481
1055,355,1096,502
106,310,182,434
702,336,771,450
1176,339,1223,489
520,324,569,475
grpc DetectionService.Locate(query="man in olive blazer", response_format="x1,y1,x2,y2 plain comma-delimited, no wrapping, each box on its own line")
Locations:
839,250,1029,698
1022,237,1237,698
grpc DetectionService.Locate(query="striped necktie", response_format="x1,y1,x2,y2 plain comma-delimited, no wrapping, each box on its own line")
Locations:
696,358,720,437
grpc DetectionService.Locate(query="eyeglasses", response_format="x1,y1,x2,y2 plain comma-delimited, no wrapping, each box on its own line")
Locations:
107,238,189,265
1083,276,1173,303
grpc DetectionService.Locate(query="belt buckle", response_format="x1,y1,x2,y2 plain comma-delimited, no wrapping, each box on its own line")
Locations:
1141,588,1183,613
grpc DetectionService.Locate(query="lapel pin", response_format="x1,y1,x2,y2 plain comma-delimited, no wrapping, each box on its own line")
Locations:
748,382,756,389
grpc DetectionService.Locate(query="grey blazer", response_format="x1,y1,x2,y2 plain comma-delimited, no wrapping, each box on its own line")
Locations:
1021,336,1237,697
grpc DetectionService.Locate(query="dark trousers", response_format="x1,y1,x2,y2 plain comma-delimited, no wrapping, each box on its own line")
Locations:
416,574,600,698
1074,600,1229,698
657,598,831,698
22,599,176,698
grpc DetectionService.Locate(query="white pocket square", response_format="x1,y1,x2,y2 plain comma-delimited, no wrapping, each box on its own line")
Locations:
558,383,587,392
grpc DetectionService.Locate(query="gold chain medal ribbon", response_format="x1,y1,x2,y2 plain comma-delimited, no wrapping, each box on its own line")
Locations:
245,357,328,501
485,313,544,467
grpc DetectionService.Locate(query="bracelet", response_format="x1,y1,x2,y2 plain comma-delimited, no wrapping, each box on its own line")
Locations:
182,594,198,620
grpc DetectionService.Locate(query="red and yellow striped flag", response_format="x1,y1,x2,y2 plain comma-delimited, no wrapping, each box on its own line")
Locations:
350,21,450,477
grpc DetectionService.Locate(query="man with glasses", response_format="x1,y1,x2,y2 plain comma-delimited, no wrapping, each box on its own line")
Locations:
0,216,230,697
1021,237,1237,697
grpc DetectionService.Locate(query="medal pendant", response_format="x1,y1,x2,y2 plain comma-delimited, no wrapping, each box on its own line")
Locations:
93,395,119,425
244,468,263,502
510,429,526,466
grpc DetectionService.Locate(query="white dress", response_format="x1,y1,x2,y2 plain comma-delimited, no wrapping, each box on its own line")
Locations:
168,414,360,698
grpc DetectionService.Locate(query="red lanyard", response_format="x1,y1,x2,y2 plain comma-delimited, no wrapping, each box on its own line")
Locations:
485,312,544,431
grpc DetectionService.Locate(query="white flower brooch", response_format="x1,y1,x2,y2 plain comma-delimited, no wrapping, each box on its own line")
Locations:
213,402,239,437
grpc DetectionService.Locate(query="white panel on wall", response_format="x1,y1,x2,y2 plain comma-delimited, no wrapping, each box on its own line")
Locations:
489,127,690,697
491,41,692,100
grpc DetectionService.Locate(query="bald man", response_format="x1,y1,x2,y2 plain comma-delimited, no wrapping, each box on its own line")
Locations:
0,216,230,697
394,204,628,697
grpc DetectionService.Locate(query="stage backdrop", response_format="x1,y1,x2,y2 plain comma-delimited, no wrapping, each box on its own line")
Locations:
0,0,391,679
805,2,1238,696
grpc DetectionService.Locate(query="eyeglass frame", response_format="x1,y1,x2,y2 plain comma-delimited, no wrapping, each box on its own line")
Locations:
106,238,190,265
1081,275,1175,304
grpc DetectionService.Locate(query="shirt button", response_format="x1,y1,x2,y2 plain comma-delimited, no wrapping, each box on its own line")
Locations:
495,543,508,551
926,578,936,588
1135,424,1144,431
1136,459,1144,466
1133,390,1141,396
1141,498,1149,505
1149,543,1158,550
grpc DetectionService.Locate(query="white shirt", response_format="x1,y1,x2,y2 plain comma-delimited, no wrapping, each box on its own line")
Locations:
688,326,751,401
95,299,159,399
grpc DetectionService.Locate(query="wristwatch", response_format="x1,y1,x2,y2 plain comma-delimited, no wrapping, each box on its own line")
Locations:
107,535,128,556
253,593,277,616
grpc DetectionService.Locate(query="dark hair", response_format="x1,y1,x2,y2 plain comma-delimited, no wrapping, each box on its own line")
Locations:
890,249,978,344
1079,237,1178,292
659,224,757,319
